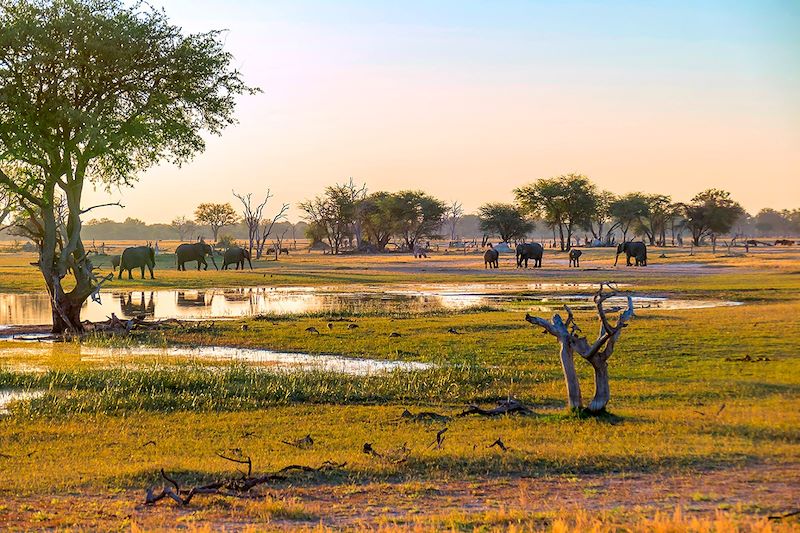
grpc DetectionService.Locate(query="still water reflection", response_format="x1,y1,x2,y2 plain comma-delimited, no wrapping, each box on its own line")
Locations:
0,284,741,326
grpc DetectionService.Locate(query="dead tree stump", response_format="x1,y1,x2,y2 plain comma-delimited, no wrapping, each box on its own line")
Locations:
525,282,635,413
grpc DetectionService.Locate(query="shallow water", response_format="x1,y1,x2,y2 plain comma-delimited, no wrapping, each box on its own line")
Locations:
0,283,740,325
0,389,45,414
0,342,431,376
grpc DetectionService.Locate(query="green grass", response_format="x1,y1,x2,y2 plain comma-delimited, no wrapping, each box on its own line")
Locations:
0,248,799,529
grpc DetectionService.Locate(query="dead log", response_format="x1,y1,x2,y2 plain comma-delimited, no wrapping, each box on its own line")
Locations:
145,460,345,507
525,282,635,413
457,398,532,417
400,408,451,423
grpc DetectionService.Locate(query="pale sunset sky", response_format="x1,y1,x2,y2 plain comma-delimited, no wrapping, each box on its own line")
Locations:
84,0,800,222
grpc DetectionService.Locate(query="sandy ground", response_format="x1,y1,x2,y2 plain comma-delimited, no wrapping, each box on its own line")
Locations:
0,463,797,530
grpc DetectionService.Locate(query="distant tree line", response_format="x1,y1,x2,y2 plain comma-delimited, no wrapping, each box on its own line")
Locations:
3,177,797,250
293,175,799,254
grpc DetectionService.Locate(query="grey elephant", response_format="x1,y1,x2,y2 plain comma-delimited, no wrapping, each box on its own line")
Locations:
222,246,252,270
118,245,155,279
615,242,647,266
516,242,543,268
484,247,499,269
110,254,121,270
569,249,582,267
176,241,218,271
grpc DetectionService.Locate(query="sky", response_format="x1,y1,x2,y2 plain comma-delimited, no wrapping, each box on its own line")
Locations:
83,0,800,223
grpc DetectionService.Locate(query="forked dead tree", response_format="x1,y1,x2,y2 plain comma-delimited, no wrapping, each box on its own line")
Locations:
525,282,635,413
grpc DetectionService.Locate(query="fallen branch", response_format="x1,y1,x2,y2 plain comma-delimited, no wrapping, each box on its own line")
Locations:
400,409,451,423
457,399,532,417
145,460,345,507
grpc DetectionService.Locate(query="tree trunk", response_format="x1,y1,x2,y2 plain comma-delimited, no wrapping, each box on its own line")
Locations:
587,358,610,412
559,342,582,409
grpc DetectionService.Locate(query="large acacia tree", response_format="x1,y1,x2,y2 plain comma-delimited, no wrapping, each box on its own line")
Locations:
0,0,257,333
477,202,534,243
514,174,597,251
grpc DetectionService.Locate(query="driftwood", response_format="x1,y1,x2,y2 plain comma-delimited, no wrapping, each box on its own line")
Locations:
83,314,185,334
145,460,345,506
525,282,635,413
457,398,532,417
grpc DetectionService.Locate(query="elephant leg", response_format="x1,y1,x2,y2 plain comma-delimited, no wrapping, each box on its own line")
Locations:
148,264,154,279
140,266,145,279
117,268,122,280
127,269,133,280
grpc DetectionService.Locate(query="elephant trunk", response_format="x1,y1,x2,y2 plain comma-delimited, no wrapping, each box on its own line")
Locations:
209,253,219,270
614,252,620,266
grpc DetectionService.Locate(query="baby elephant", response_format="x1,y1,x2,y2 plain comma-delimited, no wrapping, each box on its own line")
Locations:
110,254,121,271
484,247,499,269
568,249,582,267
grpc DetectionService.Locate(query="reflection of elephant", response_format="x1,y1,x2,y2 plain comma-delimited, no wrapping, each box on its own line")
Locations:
177,291,210,307
117,292,155,317
222,247,252,270
484,247,499,269
615,242,647,266
118,246,155,279
569,249,582,267
516,242,543,268
176,242,217,271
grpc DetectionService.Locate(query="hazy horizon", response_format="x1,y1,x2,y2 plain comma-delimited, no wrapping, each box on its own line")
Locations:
82,0,800,223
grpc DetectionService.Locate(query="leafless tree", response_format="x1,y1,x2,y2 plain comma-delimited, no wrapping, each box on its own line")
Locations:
443,201,463,242
170,216,197,242
525,283,635,413
271,227,289,261
257,203,289,259
233,190,271,257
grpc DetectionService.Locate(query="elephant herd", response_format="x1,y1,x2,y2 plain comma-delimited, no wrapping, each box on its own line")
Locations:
110,242,253,279
483,242,648,269
108,240,649,280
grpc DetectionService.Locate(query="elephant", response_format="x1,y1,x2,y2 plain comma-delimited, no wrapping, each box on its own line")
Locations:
222,246,252,270
110,254,121,270
176,241,218,271
484,247,499,269
516,242,543,268
569,249,582,267
615,242,647,266
118,245,155,279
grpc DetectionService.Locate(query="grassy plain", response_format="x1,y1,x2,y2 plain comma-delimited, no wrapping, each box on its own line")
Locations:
0,245,799,530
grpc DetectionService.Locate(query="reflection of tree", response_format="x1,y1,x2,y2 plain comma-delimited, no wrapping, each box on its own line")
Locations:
116,292,155,318
176,291,211,308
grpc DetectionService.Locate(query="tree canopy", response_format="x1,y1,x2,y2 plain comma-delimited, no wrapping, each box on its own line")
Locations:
0,0,257,332
681,189,745,246
514,174,597,250
477,202,534,243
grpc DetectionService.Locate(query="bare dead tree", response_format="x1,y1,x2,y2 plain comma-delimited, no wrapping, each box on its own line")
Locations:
525,283,635,413
271,227,289,261
444,201,463,242
256,202,289,259
233,189,271,257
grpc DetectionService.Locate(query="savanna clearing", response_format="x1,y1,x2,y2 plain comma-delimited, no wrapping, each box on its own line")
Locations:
0,245,799,531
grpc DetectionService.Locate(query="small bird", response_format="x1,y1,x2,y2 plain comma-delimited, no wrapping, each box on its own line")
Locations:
447,327,460,335
348,323,359,329
389,332,402,338
327,322,334,330
240,324,249,331
305,326,320,334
